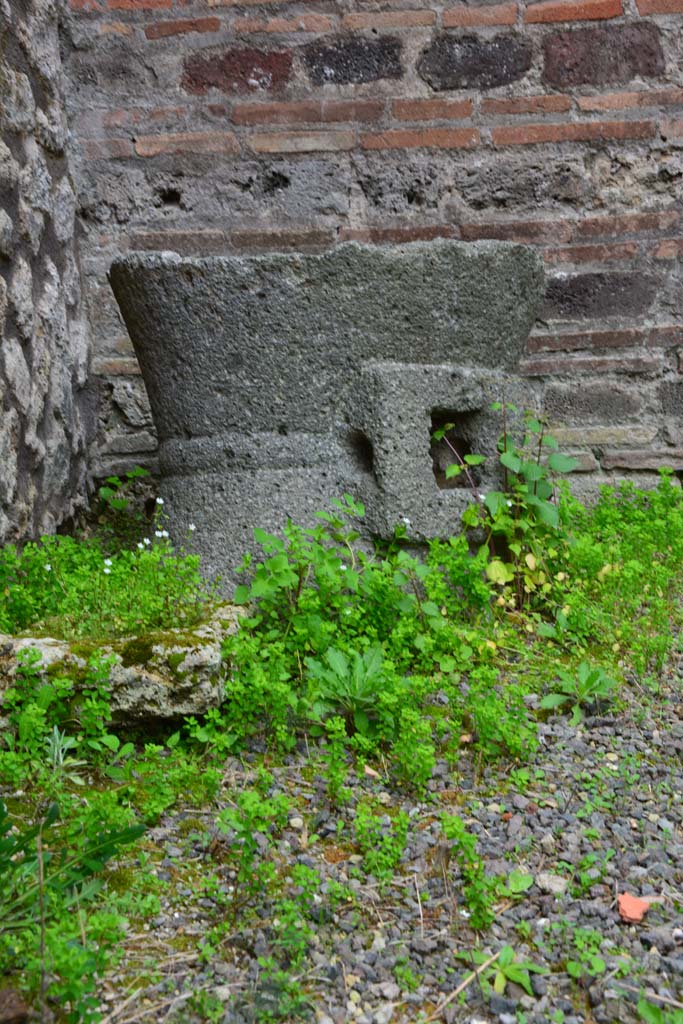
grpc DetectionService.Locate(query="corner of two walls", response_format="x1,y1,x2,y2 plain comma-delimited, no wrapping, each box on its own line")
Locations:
0,0,95,545
3,0,683,549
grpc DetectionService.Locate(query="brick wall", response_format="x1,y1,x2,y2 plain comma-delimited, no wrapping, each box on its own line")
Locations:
62,0,683,483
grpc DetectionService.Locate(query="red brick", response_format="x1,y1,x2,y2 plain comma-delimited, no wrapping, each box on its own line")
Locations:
100,106,186,128
144,17,220,38
182,47,293,96
528,327,643,352
232,99,383,125
84,138,133,159
392,98,473,121
543,241,640,263
130,229,230,254
99,21,132,33
361,127,479,150
248,130,355,153
342,10,435,29
443,3,517,25
135,131,239,157
460,218,573,244
233,14,332,32
652,238,683,259
521,354,660,375
491,119,656,145
108,0,171,9
70,0,103,9
575,209,679,238
230,227,334,250
482,94,572,114
338,225,458,244
637,0,683,12
578,88,683,111
206,0,318,5
525,0,621,21
601,449,683,470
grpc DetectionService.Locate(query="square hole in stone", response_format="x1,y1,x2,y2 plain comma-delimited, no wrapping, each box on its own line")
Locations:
430,410,480,490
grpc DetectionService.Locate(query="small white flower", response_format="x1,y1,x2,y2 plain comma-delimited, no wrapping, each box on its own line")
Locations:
156,497,164,506
45,563,52,572
479,493,486,502
137,542,144,551
507,499,513,507
104,558,113,567
402,516,411,526
161,529,169,538
155,530,163,538
339,564,347,571
143,537,151,546
103,567,111,575
188,523,196,532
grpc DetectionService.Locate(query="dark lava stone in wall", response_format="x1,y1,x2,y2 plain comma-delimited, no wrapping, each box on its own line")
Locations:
302,36,403,85
418,34,532,91
659,381,683,416
182,48,293,95
543,273,658,320
544,383,642,423
543,22,664,87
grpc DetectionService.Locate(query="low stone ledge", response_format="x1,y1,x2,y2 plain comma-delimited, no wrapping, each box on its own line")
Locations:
0,604,241,724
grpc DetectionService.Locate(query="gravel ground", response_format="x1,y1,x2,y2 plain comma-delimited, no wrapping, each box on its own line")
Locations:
98,658,683,1024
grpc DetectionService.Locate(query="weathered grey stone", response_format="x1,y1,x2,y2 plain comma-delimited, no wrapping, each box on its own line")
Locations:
109,241,544,587
0,409,19,505
20,140,51,213
17,198,44,254
0,605,241,722
0,276,6,336
0,140,19,189
0,69,36,133
2,337,32,416
8,255,33,341
0,209,14,258
112,379,154,429
52,176,76,243
35,102,68,155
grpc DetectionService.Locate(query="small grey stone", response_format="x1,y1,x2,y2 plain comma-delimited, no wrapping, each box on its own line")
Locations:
536,872,569,895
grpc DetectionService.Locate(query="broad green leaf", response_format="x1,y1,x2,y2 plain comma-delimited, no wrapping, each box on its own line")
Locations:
486,559,515,585
539,693,569,709
637,998,665,1024
505,965,534,996
445,464,463,479
536,501,559,528
484,491,507,516
521,461,544,482
464,454,486,466
508,869,533,894
500,451,522,474
498,946,515,967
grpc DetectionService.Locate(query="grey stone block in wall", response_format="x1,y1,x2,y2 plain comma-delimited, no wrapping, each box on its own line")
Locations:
109,240,544,588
